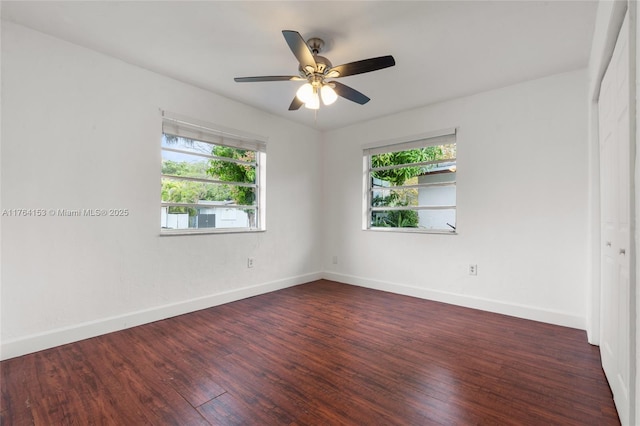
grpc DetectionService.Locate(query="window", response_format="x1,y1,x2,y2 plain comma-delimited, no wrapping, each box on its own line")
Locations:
363,130,457,233
161,112,266,234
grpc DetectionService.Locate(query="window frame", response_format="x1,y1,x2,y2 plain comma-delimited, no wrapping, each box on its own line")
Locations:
362,129,457,234
160,111,267,235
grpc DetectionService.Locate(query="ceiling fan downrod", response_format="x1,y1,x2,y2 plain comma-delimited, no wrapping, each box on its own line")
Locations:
306,37,324,55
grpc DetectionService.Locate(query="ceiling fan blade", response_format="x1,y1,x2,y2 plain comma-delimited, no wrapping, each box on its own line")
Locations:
282,30,317,70
234,76,305,82
328,55,395,78
331,81,370,105
289,96,304,111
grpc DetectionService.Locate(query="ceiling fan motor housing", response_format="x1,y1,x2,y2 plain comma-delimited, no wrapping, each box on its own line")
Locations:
299,54,332,78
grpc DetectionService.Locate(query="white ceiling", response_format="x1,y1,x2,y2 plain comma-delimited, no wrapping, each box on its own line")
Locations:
1,1,598,131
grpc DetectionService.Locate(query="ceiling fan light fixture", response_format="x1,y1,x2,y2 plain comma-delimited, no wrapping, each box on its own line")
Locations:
304,92,320,109
320,84,338,105
296,83,314,104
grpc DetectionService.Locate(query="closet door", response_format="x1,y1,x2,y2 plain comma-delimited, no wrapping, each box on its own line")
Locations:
598,11,633,426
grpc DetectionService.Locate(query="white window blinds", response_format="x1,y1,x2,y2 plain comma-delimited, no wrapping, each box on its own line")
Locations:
162,111,267,153
363,129,456,156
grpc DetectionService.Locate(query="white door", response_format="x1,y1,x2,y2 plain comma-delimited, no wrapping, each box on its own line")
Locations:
598,11,633,426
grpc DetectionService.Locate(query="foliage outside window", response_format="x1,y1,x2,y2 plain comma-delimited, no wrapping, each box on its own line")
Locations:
161,113,266,234
364,131,457,233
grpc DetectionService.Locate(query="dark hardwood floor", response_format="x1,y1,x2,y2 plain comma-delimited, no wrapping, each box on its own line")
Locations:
1,280,619,425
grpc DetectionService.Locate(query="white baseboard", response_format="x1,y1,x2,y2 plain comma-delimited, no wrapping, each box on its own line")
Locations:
0,272,323,361
1,270,586,360
322,272,585,330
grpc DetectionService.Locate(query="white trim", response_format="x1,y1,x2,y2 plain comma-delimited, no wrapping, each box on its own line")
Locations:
0,272,322,361
366,227,456,235
322,272,585,330
160,227,263,236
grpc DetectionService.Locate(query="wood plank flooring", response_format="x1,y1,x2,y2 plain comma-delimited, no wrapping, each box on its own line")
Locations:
1,280,619,425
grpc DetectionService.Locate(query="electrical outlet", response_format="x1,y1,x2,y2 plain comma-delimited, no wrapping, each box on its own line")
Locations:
247,257,255,268
469,264,477,275
332,255,338,265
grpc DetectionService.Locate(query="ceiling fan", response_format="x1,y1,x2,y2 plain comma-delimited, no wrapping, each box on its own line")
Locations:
234,30,396,111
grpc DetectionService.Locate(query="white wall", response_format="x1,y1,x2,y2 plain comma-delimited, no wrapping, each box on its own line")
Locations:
323,69,589,328
0,22,323,359
0,19,595,361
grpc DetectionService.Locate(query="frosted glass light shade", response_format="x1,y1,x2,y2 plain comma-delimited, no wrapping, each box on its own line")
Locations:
321,85,338,105
296,83,314,103
304,93,320,110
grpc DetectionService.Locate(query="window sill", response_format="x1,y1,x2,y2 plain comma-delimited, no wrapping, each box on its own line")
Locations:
365,227,457,235
160,228,266,236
